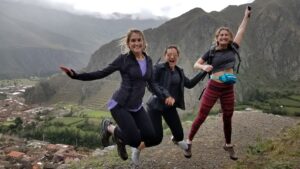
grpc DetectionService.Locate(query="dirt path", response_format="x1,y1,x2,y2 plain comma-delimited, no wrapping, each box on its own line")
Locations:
127,110,300,169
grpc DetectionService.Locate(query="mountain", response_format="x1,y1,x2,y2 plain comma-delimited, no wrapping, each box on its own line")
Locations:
0,0,166,79
24,0,300,110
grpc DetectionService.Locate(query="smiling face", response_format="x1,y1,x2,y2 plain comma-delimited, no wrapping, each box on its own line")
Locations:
127,32,145,56
164,46,179,70
217,30,231,46
215,27,233,48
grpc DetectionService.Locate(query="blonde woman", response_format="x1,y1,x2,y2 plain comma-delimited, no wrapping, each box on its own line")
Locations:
187,6,251,160
61,29,161,164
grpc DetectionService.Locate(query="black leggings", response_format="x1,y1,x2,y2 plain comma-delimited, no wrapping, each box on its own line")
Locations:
147,106,184,147
110,105,156,148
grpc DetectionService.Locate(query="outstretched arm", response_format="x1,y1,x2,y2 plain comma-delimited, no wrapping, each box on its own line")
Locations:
60,55,122,81
233,6,252,46
184,71,205,89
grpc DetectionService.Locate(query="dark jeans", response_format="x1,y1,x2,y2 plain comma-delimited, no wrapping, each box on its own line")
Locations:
147,106,184,147
110,105,156,148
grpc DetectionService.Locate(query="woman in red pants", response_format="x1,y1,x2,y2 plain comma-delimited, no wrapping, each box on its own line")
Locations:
187,6,251,160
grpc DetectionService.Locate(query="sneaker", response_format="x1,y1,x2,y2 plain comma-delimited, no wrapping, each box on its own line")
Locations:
100,119,112,147
115,137,128,160
223,145,238,160
171,136,188,150
184,143,192,158
131,147,140,165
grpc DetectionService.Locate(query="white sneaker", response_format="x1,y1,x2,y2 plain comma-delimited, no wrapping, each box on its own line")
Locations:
171,136,188,150
131,147,140,165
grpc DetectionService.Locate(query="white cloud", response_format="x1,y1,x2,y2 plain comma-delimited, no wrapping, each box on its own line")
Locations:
16,0,255,19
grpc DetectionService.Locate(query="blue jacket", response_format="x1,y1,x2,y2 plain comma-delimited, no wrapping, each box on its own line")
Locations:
73,51,161,109
147,62,204,110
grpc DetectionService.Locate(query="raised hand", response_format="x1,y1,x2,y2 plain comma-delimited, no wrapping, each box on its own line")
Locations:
246,6,252,18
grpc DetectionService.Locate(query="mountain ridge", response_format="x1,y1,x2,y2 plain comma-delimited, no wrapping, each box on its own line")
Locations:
0,0,166,79
25,0,300,109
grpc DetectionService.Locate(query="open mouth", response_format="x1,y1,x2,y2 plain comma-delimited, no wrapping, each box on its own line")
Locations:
168,60,175,63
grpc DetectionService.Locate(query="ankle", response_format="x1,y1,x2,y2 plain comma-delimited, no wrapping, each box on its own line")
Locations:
107,125,115,134
138,142,145,150
225,143,233,147
186,139,192,144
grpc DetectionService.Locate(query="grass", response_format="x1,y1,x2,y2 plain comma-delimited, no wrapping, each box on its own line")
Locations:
231,123,300,169
288,95,300,102
68,147,131,169
267,98,300,108
50,117,84,126
0,121,15,126
243,94,300,116
82,109,111,118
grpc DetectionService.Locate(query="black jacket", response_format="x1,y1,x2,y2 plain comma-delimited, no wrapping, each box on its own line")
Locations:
147,62,204,110
73,51,161,109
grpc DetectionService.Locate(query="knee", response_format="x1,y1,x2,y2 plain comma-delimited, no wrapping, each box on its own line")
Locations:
149,135,163,146
174,133,184,142
199,106,210,116
223,111,233,119
127,135,142,148
154,134,163,144
195,111,208,123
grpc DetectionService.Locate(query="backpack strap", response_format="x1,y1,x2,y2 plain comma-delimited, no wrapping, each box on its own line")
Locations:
198,45,216,100
230,43,241,74
155,57,162,65
207,45,216,78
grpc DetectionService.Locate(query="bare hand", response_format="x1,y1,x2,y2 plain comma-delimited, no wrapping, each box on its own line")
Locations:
245,6,252,18
203,65,213,72
60,65,76,78
165,97,175,106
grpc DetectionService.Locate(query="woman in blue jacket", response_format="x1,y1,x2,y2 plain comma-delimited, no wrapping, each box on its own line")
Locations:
60,29,161,162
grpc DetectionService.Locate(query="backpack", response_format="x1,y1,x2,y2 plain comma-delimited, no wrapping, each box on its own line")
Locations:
198,43,241,100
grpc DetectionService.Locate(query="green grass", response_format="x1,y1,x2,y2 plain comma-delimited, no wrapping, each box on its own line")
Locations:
288,95,300,102
244,94,300,116
50,117,84,126
82,109,111,118
0,121,15,126
267,98,300,108
68,147,131,169
231,123,300,169
235,104,251,111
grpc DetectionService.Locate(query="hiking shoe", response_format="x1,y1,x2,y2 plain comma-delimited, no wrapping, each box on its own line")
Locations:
171,136,188,150
100,119,112,147
131,147,140,165
223,145,238,160
115,137,128,160
184,143,192,158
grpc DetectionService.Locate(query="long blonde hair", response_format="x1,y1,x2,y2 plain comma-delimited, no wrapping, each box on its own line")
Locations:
120,29,147,54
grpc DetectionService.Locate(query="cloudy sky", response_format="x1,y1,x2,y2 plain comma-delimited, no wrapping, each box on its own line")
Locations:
16,0,255,19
